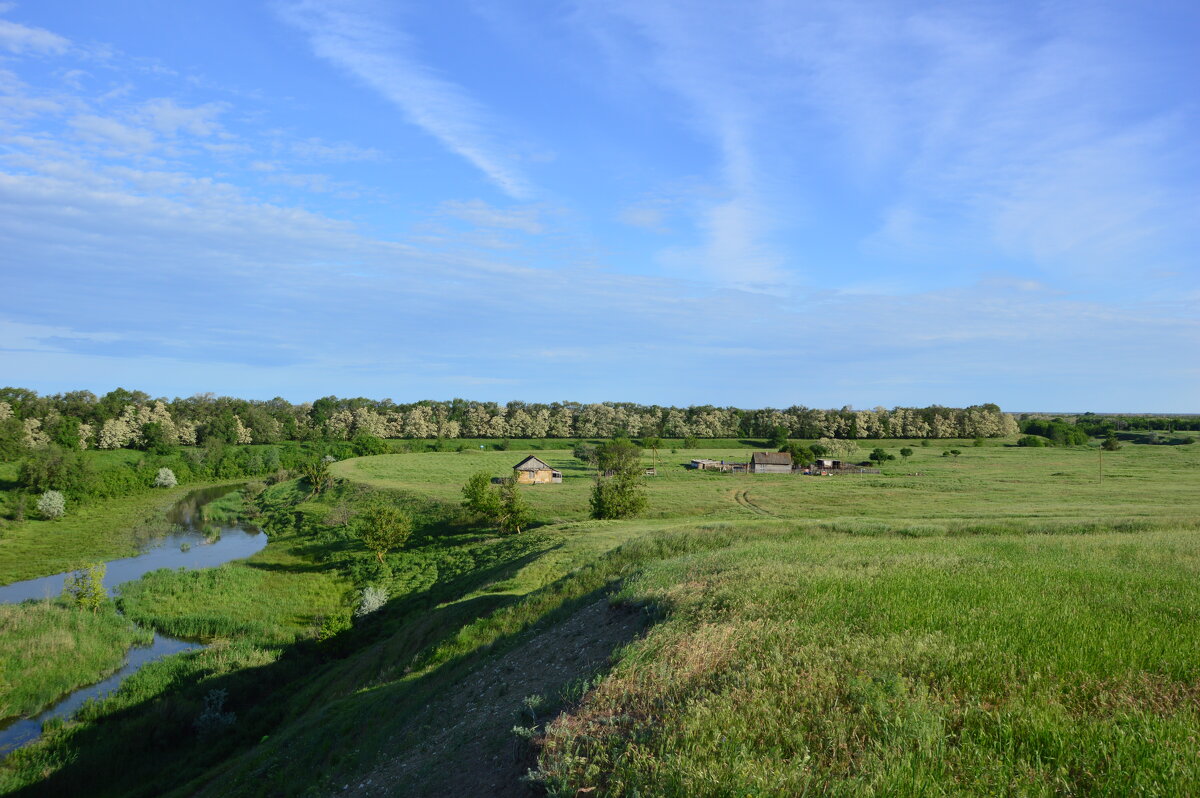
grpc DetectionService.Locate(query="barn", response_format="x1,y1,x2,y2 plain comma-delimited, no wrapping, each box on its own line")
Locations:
750,452,793,474
512,455,563,484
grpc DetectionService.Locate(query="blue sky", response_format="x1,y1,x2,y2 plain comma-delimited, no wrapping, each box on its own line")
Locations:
0,0,1196,411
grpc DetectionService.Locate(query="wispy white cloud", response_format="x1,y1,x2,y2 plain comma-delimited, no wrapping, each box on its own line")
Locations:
0,16,69,55
288,137,382,162
276,0,531,198
438,199,545,234
759,0,1200,278
68,114,156,153
138,97,228,137
575,1,788,287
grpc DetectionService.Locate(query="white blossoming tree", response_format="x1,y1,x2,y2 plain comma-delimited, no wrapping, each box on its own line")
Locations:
37,490,66,519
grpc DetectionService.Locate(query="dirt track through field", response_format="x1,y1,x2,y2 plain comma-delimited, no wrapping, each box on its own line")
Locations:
732,489,772,515
339,600,641,798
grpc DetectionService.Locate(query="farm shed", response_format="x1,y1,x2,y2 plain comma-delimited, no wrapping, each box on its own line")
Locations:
691,459,747,472
750,452,793,474
814,458,843,470
513,455,562,484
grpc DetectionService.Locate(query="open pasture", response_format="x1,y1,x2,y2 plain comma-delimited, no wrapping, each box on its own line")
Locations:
333,439,1200,530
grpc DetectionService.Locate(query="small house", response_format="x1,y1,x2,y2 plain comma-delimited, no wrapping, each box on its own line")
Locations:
513,455,562,484
750,452,793,474
814,458,843,470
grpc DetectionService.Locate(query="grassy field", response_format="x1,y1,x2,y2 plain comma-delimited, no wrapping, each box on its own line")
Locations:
0,600,152,720
537,526,1200,795
3,437,1200,796
0,481,240,586
334,438,1200,527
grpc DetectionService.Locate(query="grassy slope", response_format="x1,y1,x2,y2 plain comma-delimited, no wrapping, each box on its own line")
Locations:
539,527,1200,796
2,439,1199,795
0,601,152,720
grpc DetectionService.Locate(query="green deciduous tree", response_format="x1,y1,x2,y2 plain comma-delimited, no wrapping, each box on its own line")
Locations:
63,562,106,612
779,441,815,466
299,457,333,496
899,447,914,461
462,471,501,520
590,470,647,520
869,447,896,464
594,438,642,474
496,478,533,535
355,504,413,564
769,425,790,448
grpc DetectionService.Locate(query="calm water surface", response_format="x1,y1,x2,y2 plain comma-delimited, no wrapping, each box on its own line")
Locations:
0,486,267,755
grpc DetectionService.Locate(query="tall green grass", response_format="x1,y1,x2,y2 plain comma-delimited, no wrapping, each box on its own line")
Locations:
0,600,151,720
535,527,1200,796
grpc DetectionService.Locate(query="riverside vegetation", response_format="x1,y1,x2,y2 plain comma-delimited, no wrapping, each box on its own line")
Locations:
0,421,1198,795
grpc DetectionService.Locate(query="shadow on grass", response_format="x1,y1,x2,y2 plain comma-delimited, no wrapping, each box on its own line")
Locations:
5,538,568,798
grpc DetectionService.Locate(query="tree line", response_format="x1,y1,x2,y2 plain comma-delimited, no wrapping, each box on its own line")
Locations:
0,387,1021,458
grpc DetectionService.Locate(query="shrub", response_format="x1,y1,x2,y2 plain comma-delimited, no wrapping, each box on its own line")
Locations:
1017,435,1046,448
591,472,647,520
194,688,236,736
351,433,388,456
868,448,895,464
153,467,178,487
63,562,106,611
317,611,352,641
37,489,66,519
355,585,389,618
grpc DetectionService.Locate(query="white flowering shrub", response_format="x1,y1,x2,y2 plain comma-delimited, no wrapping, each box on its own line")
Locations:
153,467,178,488
37,490,66,519
354,585,389,618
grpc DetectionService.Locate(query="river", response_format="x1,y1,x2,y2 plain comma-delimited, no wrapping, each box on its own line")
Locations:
0,485,268,755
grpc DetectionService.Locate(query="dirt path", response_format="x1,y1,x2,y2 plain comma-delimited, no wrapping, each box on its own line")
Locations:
340,600,641,797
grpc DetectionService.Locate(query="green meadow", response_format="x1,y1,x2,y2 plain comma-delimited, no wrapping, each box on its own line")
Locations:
2,436,1199,796
0,601,152,721
334,438,1199,527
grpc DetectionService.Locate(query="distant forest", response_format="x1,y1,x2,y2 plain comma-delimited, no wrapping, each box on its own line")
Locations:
0,388,1043,454
3,389,1194,456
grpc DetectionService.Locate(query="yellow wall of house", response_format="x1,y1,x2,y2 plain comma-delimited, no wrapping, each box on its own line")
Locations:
515,469,554,484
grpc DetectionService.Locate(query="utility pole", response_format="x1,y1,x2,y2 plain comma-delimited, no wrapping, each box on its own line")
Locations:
1099,444,1103,485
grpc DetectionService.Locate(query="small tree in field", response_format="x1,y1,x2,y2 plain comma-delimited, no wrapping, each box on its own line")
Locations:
154,467,177,487
899,447,914,461
37,490,65,519
462,471,501,520
1102,434,1121,451
63,562,106,612
300,457,333,496
590,471,646,520
595,438,641,474
496,478,533,535
355,505,413,564
869,447,895,465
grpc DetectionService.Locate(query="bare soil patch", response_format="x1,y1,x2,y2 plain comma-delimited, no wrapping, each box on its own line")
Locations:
341,599,641,797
